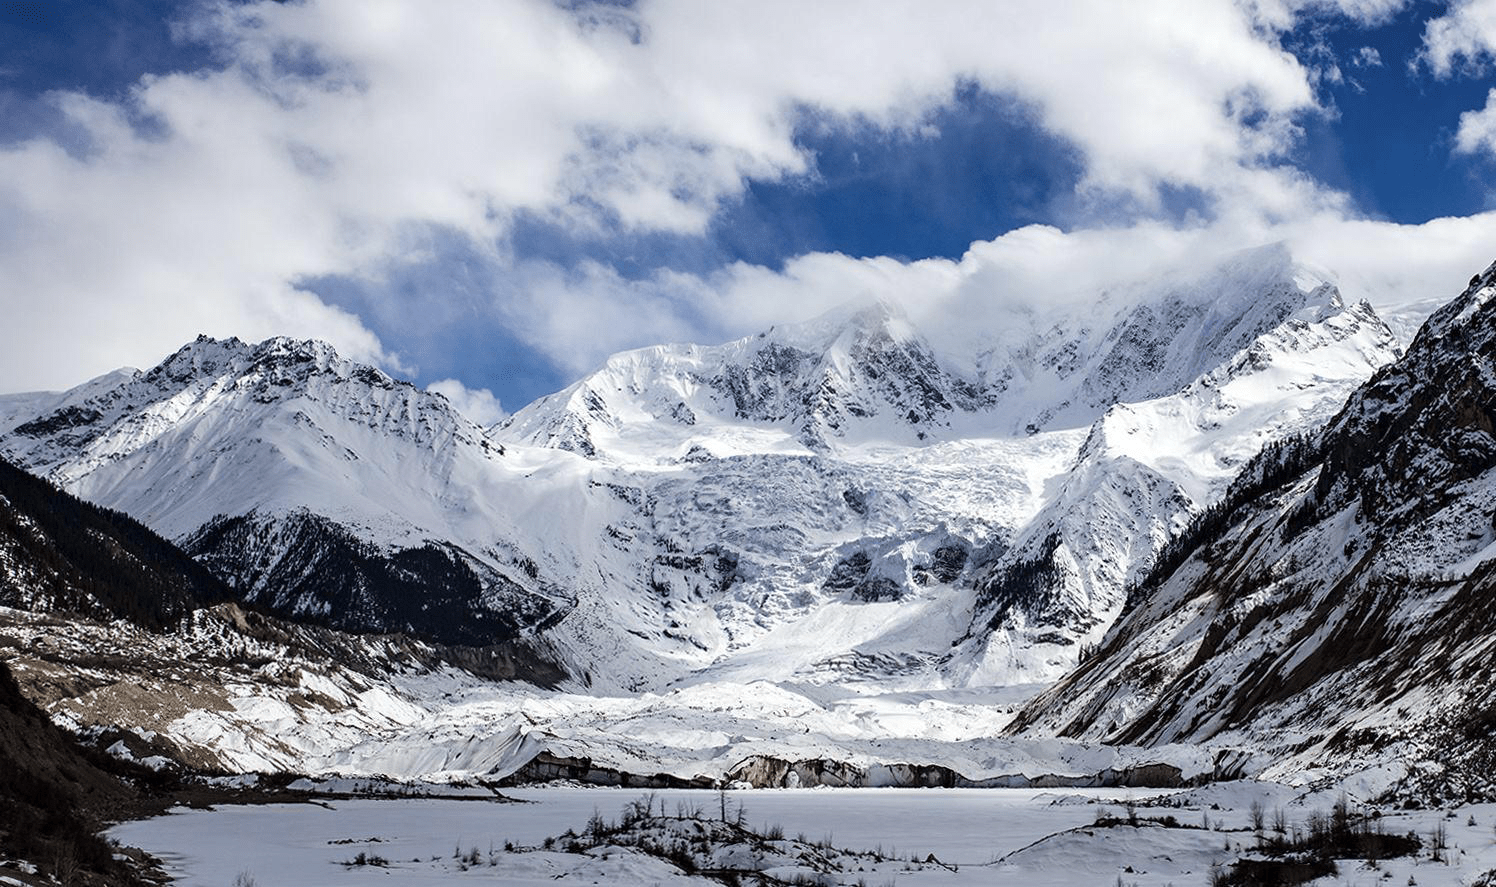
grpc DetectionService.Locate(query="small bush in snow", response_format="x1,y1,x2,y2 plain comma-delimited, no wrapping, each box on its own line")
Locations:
342,851,387,867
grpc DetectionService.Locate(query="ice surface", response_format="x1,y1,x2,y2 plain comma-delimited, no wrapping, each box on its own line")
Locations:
109,787,1496,887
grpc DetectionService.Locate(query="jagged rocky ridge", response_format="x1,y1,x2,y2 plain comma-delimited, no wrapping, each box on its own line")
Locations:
1007,260,1496,802
501,245,1354,453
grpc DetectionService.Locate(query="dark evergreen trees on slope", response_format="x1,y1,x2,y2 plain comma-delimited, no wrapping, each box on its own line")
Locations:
1127,429,1324,607
0,457,230,628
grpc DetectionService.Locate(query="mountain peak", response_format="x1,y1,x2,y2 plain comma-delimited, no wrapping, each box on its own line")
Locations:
501,247,1389,459
139,335,405,401
769,297,914,353
0,332,498,539
499,296,971,457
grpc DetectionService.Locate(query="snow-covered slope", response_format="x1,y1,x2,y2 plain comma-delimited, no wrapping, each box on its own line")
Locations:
0,462,1190,789
0,245,1401,693
951,285,1399,684
1008,259,1496,801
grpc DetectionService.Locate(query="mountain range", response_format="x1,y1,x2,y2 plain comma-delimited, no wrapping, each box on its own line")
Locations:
4,242,1493,803
0,244,1399,692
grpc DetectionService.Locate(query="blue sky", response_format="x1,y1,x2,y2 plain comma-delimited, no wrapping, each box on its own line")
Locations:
3,0,1496,418
1288,4,1494,222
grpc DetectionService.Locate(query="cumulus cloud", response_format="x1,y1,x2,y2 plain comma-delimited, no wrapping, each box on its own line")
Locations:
1419,2,1496,161
427,379,507,426
0,0,1472,395
1452,88,1496,156
1421,0,1496,76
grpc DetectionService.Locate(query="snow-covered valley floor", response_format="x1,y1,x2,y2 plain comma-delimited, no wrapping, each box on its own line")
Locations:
109,785,1496,886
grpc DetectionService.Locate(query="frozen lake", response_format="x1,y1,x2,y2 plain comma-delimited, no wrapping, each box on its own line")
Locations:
110,785,1181,885
110,785,1496,886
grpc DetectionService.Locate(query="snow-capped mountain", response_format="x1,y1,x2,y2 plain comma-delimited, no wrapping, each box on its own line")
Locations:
1007,260,1496,800
498,244,1399,686
952,283,1398,684
500,299,990,455
0,335,566,647
0,245,1402,693
499,244,1364,458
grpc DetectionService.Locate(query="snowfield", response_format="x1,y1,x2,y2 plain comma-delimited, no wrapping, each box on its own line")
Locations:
110,786,1496,886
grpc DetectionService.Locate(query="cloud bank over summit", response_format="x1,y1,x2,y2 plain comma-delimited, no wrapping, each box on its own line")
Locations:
3,0,1496,404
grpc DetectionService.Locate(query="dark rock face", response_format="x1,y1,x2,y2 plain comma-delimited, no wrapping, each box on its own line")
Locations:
1079,301,1184,408
1314,262,1496,527
822,551,872,593
184,510,566,648
11,405,103,438
724,754,1185,789
852,576,903,602
712,342,813,422
701,306,994,447
822,550,904,602
927,544,968,584
911,543,971,587
498,752,715,789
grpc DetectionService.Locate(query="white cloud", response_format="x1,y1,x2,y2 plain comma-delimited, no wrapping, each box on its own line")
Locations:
486,207,1496,383
426,379,507,426
0,0,1461,395
1287,211,1496,312
1421,0,1496,76
1353,46,1384,67
1247,0,1407,28
1419,2,1496,161
1453,87,1496,156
